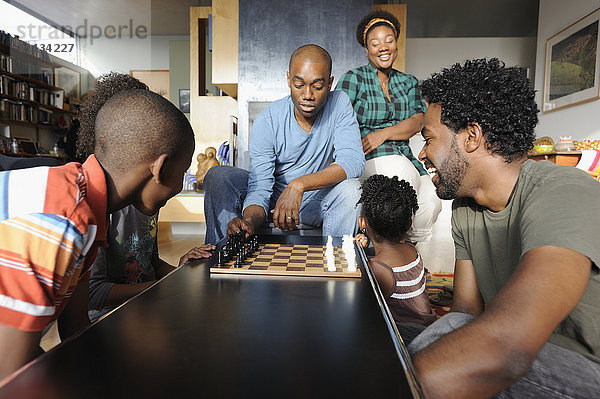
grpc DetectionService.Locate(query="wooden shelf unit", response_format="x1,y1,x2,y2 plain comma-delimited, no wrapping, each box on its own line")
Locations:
0,33,77,154
528,151,582,166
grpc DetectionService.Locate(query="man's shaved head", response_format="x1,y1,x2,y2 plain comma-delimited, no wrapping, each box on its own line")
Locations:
289,44,332,76
94,89,194,172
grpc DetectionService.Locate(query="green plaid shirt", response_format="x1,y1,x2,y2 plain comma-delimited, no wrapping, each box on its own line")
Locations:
335,64,427,175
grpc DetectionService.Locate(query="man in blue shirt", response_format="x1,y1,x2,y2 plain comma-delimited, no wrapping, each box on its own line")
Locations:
204,44,365,243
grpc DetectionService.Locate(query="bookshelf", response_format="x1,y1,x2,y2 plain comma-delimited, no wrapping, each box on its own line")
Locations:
0,31,77,159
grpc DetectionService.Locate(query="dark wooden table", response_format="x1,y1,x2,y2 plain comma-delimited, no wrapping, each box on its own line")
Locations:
0,234,422,398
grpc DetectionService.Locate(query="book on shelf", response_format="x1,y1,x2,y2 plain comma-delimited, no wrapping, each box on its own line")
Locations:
0,30,52,63
52,90,63,109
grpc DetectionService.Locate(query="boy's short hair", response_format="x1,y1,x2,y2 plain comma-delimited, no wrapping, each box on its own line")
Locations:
76,72,149,160
94,89,194,172
76,72,194,171
357,175,418,243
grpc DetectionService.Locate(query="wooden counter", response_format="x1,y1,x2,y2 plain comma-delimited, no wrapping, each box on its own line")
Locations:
527,151,581,166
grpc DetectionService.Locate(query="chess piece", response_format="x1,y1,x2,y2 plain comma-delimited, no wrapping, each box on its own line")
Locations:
342,235,357,272
326,235,336,272
222,246,229,261
235,250,243,268
216,249,224,267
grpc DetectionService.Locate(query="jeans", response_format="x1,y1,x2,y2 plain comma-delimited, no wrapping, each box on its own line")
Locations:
408,312,600,398
203,165,362,244
396,321,426,345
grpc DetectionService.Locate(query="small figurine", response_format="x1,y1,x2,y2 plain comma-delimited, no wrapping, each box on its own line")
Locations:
196,147,220,188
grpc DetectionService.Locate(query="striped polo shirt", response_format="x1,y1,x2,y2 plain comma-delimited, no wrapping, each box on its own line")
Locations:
0,155,107,331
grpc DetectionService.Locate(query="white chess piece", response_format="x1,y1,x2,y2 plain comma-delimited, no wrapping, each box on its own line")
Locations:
326,235,336,271
342,235,357,272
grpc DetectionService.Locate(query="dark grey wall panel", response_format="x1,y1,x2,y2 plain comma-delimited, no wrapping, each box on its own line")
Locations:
237,0,372,168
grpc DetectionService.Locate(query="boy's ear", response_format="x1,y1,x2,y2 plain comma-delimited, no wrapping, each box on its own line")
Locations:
149,154,169,184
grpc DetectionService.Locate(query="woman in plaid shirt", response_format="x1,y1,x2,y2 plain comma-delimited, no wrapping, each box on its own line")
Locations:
336,10,441,243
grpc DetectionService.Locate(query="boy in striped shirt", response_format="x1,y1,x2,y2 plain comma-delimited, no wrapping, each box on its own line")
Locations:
0,85,195,381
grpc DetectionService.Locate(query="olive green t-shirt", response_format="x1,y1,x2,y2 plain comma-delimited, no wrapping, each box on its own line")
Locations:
452,160,600,363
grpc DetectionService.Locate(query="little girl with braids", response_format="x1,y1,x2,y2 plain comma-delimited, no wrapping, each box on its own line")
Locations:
355,174,436,343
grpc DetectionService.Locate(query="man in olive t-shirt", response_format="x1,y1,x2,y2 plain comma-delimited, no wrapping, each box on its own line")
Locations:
408,58,600,399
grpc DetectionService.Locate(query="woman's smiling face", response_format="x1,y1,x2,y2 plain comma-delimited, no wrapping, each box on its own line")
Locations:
365,25,397,71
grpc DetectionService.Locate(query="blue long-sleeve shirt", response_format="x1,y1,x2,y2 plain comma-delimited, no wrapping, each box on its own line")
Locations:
243,90,365,216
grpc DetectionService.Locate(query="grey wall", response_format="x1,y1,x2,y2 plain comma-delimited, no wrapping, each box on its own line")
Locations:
237,0,372,168
169,39,191,119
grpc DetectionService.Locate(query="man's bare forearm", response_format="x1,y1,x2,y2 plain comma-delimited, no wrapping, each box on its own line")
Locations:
291,164,347,192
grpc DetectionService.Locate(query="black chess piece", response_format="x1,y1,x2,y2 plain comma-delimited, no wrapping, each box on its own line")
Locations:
222,245,230,260
235,250,243,268
216,249,224,267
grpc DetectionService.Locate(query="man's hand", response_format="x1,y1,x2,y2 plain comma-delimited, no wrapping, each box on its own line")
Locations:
227,217,256,238
362,130,387,154
178,244,216,266
272,180,304,230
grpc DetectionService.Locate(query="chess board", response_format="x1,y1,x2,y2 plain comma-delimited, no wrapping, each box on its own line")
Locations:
210,243,361,278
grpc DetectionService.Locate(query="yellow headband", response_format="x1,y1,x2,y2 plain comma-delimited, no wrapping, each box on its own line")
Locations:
363,18,397,46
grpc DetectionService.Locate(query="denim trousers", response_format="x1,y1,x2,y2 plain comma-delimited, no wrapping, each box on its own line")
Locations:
408,312,600,398
203,165,362,244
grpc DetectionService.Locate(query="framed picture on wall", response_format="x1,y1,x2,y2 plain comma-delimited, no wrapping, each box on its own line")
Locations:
179,89,190,113
54,66,80,102
543,7,600,113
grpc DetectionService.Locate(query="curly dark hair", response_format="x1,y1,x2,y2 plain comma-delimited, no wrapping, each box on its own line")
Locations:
355,10,401,47
418,58,539,162
75,72,148,160
357,175,418,243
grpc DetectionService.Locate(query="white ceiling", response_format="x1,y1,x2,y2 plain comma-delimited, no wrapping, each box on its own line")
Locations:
9,0,539,38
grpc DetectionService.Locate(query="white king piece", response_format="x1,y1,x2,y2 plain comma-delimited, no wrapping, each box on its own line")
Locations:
326,235,336,272
342,235,357,272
